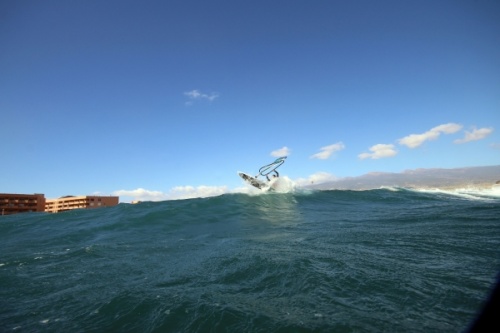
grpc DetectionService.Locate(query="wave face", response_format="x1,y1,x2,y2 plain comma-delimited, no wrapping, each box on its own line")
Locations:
1,188,499,332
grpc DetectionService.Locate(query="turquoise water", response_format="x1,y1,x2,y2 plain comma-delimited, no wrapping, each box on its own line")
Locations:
1,188,499,332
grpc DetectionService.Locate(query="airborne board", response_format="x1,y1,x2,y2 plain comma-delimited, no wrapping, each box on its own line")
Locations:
238,172,268,190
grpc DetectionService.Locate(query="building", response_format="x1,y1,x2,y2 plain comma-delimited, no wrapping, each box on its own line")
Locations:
0,193,119,215
0,193,46,215
45,195,119,213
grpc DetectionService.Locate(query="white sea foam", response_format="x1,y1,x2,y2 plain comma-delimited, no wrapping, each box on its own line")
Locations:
413,186,500,201
378,186,402,192
268,176,295,193
238,175,297,194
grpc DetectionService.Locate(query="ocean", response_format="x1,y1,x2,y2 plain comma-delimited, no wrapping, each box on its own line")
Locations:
1,187,499,332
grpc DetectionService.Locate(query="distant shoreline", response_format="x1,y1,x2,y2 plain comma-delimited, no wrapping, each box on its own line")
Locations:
306,165,500,191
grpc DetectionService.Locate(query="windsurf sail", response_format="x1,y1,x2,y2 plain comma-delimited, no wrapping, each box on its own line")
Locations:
256,156,287,179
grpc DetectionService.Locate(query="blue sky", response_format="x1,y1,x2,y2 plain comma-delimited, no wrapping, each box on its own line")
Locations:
1,0,499,202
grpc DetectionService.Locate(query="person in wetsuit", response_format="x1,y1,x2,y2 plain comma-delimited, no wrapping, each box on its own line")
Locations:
266,170,279,181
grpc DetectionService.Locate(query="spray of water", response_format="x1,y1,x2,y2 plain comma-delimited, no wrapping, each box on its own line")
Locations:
267,176,296,193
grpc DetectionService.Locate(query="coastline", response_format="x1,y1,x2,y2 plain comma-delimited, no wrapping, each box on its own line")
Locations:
306,165,500,191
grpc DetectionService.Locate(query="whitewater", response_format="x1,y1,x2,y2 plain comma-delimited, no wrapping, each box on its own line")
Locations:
1,187,499,332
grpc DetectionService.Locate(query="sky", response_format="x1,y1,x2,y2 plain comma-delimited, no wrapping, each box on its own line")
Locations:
1,0,499,202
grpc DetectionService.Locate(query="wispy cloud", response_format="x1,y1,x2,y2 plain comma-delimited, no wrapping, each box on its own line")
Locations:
113,186,228,202
113,188,168,202
310,142,345,160
294,172,338,186
491,143,500,150
359,144,398,160
184,89,219,105
271,146,291,157
167,185,228,200
454,127,494,144
398,123,463,148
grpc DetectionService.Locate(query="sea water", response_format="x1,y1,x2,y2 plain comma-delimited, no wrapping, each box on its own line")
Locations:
1,188,499,332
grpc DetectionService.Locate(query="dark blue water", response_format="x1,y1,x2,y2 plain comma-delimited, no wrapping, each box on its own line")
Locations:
1,188,499,332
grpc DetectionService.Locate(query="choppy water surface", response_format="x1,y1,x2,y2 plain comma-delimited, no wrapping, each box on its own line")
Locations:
1,188,499,332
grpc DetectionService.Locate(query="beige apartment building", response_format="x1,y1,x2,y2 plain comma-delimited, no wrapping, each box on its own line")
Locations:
0,193,119,215
45,195,119,213
0,193,46,215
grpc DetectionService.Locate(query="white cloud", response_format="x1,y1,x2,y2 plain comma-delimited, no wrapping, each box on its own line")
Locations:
454,127,494,144
294,172,338,187
271,146,291,157
184,89,219,105
491,143,500,150
113,188,168,202
398,123,463,148
310,142,345,160
167,185,228,200
432,123,464,134
359,144,398,160
113,185,228,202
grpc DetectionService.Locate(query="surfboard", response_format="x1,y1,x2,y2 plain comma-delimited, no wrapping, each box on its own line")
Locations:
238,172,268,190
